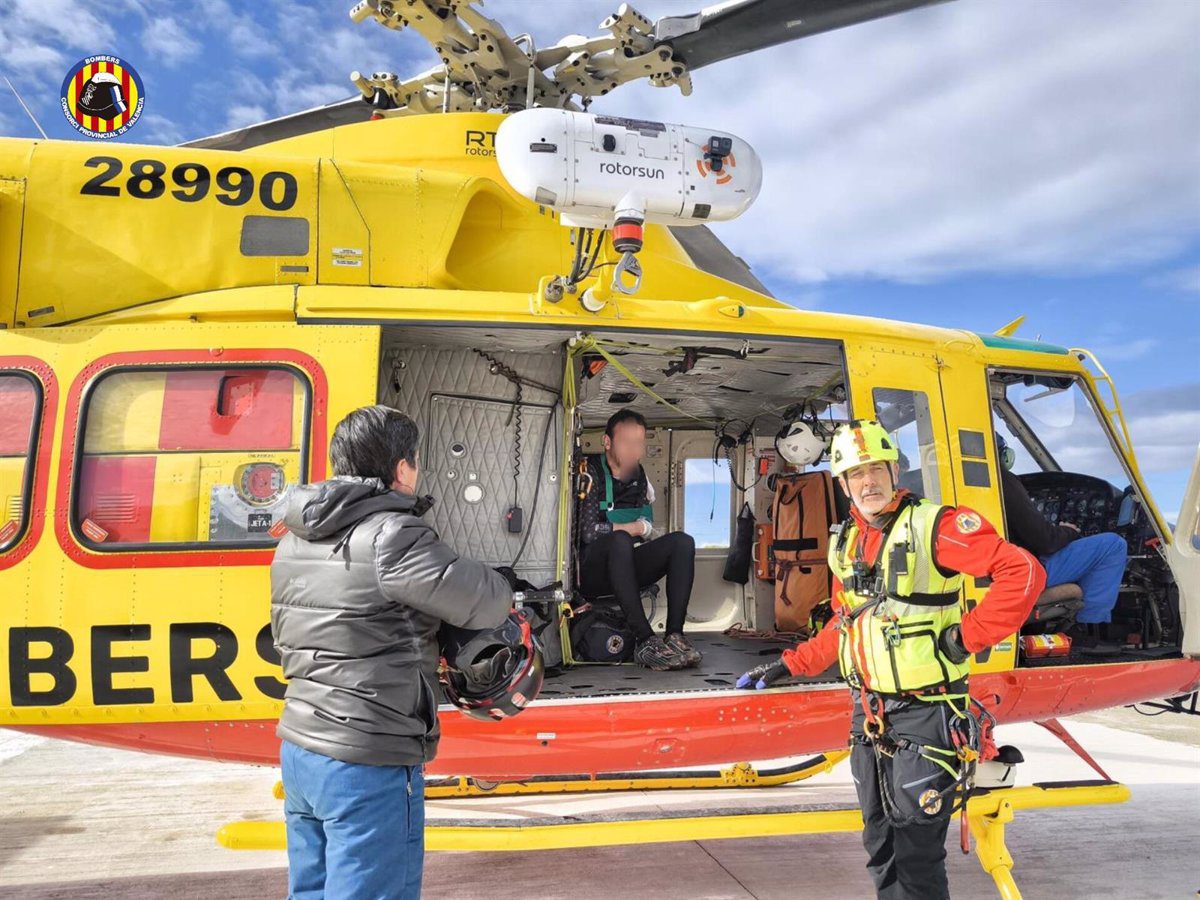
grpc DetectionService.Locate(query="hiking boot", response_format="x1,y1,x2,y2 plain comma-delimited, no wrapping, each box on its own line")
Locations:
634,634,687,671
665,632,702,668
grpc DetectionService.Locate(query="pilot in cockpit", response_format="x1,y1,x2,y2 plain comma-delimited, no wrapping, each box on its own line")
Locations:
995,435,1127,644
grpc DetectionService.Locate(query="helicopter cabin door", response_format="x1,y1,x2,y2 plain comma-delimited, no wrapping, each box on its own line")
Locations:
1167,446,1200,657
846,341,1010,674
846,342,954,510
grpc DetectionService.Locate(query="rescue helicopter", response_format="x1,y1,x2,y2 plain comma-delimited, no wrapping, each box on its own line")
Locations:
1,0,1198,892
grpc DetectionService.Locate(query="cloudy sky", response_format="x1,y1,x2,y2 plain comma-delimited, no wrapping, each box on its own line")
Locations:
1,0,1197,518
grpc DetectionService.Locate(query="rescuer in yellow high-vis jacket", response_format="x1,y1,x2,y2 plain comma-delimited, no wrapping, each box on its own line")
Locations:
739,420,1045,900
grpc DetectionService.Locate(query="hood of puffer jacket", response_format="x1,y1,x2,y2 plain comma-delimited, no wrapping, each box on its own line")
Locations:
282,476,426,541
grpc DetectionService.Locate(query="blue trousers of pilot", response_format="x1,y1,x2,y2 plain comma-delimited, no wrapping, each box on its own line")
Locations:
1041,533,1127,624
281,739,425,900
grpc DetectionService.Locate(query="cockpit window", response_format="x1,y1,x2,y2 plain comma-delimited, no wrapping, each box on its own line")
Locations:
992,375,1129,485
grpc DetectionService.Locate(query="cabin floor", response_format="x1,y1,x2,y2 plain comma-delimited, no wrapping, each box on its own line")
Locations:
539,631,1184,693
539,633,835,699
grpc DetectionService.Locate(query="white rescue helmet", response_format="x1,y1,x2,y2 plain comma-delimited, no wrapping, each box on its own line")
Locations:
776,420,825,467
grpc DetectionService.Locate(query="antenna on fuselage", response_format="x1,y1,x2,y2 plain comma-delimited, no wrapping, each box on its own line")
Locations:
3,74,48,139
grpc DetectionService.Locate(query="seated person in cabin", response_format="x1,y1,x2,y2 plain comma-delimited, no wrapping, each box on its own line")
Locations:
575,409,701,671
995,435,1127,638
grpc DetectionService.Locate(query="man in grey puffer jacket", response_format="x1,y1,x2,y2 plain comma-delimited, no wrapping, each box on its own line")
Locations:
271,405,512,900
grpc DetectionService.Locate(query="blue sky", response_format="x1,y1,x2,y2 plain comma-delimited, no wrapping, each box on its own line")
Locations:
1,0,1196,518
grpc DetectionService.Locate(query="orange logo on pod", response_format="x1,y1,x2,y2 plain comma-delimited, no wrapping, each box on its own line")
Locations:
695,143,737,184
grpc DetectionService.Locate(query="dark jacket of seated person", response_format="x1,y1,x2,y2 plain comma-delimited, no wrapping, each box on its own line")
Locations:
998,466,1127,625
999,466,1079,557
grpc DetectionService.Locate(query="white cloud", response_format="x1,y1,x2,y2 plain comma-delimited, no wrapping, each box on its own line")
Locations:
138,112,184,144
0,0,117,78
194,0,277,60
1069,383,1200,477
1087,337,1159,363
271,73,351,116
2,40,66,72
224,104,268,131
1121,385,1200,475
141,16,202,67
1147,265,1200,294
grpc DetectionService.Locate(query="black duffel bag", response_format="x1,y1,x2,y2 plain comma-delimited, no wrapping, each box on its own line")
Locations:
568,604,637,663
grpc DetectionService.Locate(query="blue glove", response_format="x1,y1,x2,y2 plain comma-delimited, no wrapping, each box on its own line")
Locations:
736,658,790,690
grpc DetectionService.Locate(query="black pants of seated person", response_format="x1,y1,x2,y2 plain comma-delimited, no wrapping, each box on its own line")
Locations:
579,531,695,641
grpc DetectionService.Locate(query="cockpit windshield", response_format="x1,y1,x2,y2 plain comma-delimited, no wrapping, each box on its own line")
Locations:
992,374,1129,487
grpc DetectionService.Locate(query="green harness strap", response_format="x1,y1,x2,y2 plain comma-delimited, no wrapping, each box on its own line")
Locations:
599,454,652,525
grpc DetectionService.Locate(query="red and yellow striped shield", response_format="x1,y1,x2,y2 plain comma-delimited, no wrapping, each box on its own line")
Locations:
60,55,145,139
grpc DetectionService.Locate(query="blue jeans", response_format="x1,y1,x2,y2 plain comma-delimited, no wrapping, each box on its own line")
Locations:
280,739,425,900
1041,533,1127,624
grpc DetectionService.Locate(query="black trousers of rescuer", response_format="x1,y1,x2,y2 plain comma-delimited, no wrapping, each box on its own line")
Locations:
578,530,695,640
849,695,958,900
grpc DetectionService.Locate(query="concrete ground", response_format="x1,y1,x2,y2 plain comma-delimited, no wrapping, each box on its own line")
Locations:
1,706,1197,899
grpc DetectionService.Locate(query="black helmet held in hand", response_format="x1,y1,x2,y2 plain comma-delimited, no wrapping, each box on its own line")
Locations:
440,608,544,721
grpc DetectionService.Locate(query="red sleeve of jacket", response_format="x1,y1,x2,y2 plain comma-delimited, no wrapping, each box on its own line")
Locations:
780,575,843,676
933,506,1046,653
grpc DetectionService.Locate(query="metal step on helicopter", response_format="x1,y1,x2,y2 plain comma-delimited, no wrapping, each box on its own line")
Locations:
1,0,1197,893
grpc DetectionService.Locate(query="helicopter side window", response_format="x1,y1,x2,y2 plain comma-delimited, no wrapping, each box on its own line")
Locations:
683,457,733,550
872,387,941,503
0,372,41,552
73,365,310,548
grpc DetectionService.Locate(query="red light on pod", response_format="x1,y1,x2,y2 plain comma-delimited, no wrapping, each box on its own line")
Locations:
612,217,643,254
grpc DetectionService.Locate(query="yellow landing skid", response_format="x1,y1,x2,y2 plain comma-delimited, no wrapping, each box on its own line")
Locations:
265,751,847,802
424,751,850,797
222,779,1129,900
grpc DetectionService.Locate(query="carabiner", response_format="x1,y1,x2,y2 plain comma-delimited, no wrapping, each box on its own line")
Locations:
612,251,642,295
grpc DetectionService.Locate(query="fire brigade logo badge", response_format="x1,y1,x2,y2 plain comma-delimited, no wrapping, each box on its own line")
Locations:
955,512,982,534
60,55,145,139
918,788,943,815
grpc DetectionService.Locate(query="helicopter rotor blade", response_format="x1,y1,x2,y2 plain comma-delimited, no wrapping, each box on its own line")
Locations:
183,0,951,152
181,96,369,152
655,0,951,71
